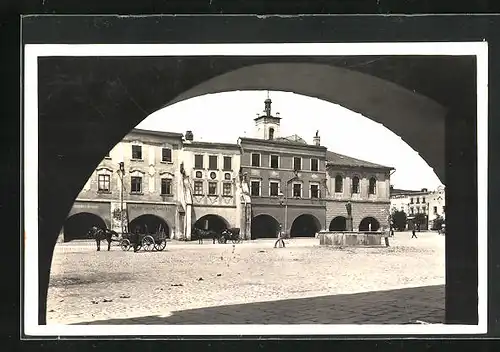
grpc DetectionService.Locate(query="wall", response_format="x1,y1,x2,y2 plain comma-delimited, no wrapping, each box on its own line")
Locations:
326,199,390,231
66,201,112,228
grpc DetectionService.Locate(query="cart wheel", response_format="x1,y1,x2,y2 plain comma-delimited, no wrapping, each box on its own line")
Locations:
142,235,155,252
120,239,131,251
154,239,167,251
218,236,225,244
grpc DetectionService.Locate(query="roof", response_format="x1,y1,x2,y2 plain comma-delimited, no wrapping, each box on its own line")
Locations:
326,151,394,170
184,141,240,150
390,188,430,196
239,136,326,149
130,128,184,139
276,135,308,144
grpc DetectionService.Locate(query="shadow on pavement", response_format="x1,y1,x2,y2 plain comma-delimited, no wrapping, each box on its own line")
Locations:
74,284,444,325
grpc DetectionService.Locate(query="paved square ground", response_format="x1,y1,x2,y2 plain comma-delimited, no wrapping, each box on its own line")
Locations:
47,231,445,325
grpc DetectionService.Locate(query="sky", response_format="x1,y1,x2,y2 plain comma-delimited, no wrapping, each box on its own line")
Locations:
136,90,443,191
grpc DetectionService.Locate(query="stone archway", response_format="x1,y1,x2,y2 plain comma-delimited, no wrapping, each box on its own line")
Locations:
129,214,171,236
359,217,381,232
251,214,280,239
329,216,347,231
290,214,322,237
194,214,230,233
32,50,478,324
63,212,107,242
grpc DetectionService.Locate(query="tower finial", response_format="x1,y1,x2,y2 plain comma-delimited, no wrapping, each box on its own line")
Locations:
267,90,270,99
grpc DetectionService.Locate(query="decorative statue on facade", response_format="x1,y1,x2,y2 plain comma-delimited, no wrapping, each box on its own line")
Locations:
345,201,352,217
345,201,353,231
315,130,319,137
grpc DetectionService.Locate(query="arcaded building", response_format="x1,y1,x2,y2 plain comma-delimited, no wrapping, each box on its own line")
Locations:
61,97,394,242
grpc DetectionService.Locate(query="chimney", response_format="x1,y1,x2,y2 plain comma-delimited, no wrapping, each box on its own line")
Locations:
313,130,321,146
185,130,194,141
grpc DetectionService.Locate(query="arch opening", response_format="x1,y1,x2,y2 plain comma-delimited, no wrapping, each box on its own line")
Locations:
329,216,347,231
63,212,106,242
359,217,381,232
290,214,321,237
129,214,170,236
193,214,229,233
251,214,280,239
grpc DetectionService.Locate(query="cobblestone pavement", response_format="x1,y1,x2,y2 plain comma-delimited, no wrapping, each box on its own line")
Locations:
47,231,445,325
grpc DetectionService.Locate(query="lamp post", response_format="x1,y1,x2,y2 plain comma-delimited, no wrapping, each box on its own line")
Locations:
118,162,125,236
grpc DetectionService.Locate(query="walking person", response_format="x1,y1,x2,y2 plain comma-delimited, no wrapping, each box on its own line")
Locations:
411,225,418,239
274,224,286,248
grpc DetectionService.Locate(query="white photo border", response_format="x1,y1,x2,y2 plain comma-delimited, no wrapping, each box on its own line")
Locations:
23,42,488,336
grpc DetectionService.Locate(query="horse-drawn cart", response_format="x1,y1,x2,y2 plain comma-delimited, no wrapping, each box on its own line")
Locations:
120,225,168,252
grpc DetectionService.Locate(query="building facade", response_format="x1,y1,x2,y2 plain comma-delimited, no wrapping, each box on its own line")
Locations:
390,185,446,230
61,98,394,242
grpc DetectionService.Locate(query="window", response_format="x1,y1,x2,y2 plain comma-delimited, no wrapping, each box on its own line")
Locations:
416,206,420,213
208,182,218,195
251,153,261,167
310,184,319,199
269,127,274,140
209,155,218,170
132,145,142,159
210,172,217,180
224,173,231,180
270,155,279,169
422,206,426,213
293,157,302,171
335,175,343,193
416,197,420,204
161,178,172,195
410,197,414,204
162,148,172,162
311,158,319,172
422,196,426,203
293,183,302,198
223,156,232,170
270,181,279,196
351,176,360,194
98,174,110,192
223,183,232,196
369,177,376,195
434,206,438,214
410,207,414,215
195,171,203,178
194,154,204,169
251,181,260,196
131,176,142,193
193,181,203,195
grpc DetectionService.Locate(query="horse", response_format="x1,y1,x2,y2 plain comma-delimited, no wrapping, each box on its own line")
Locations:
87,226,118,251
192,227,220,244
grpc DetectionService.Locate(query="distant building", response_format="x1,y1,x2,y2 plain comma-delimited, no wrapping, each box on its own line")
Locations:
390,185,446,230
61,97,395,242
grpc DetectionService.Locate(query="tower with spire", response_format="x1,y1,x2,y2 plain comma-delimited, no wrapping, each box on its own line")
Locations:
254,91,281,140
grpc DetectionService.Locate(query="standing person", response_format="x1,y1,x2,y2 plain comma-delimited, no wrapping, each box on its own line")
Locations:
132,226,141,252
411,225,418,239
274,224,286,248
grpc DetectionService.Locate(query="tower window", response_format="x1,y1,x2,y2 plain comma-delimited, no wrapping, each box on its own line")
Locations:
269,127,275,140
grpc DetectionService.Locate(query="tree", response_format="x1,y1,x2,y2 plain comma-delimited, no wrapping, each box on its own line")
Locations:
391,210,407,231
432,214,445,230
